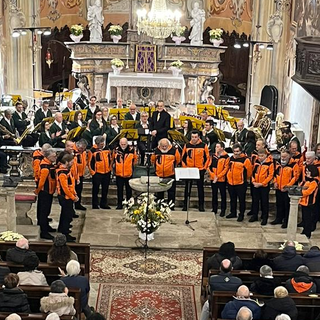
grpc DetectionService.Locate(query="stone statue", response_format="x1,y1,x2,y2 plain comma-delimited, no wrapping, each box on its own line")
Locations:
87,0,104,42
189,1,205,46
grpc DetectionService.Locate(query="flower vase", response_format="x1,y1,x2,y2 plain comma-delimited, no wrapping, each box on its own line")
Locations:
172,36,186,45
112,65,123,75
70,34,83,43
111,35,122,43
210,38,223,47
169,66,181,77
139,231,155,241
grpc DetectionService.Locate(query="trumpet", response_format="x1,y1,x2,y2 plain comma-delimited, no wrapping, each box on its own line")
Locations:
0,124,18,144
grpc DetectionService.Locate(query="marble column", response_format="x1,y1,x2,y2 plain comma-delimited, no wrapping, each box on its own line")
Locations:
287,195,301,241
0,187,17,232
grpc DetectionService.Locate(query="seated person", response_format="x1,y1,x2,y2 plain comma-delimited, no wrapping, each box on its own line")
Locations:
248,249,271,271
40,280,76,316
47,234,78,265
206,241,242,271
5,314,22,320
0,273,30,313
0,262,10,286
303,246,320,272
45,313,60,320
178,119,193,141
60,260,92,318
275,315,291,320
285,265,317,294
262,286,298,320
221,285,261,320
6,238,37,264
124,104,140,121
235,307,253,320
250,265,281,295
17,255,48,286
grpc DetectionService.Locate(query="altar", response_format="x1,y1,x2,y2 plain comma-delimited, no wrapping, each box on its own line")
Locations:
106,72,186,104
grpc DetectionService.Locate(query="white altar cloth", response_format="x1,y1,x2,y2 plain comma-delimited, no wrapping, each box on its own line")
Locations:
106,72,185,104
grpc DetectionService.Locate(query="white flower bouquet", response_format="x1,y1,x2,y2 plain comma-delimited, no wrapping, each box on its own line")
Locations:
170,60,184,69
70,24,84,36
110,58,124,68
279,240,304,251
173,26,186,37
0,231,24,242
108,25,123,36
209,28,223,40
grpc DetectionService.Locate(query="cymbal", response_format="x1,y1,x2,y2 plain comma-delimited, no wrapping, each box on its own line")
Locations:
254,104,271,115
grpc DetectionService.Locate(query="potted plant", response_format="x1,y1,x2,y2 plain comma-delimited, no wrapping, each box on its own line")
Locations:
169,60,183,77
172,26,186,45
110,58,124,75
108,25,123,43
209,28,224,47
123,193,172,241
70,24,84,43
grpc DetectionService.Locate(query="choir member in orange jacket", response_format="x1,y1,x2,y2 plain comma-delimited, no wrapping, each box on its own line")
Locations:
32,143,52,186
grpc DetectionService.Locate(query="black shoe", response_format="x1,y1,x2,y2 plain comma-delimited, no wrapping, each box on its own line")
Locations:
116,206,123,210
226,213,237,219
40,232,54,240
75,204,87,211
249,216,258,222
247,211,253,216
237,215,244,222
261,219,268,226
182,207,187,211
92,205,100,209
47,218,52,222
297,222,304,227
66,235,76,242
73,214,80,218
220,212,225,217
100,205,111,209
211,209,216,213
270,219,282,225
281,223,288,229
199,207,205,212
47,226,57,232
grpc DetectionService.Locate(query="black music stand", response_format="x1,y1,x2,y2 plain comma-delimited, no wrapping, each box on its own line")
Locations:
175,167,200,231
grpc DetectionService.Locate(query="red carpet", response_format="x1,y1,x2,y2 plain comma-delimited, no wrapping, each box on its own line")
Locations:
96,283,197,320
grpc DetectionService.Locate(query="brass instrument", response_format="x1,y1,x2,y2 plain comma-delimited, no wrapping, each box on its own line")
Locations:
248,105,272,139
0,124,18,144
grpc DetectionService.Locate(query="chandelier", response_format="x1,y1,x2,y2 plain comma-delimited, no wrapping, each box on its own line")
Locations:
137,0,181,39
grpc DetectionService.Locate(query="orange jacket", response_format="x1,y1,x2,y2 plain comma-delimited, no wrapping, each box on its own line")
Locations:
252,158,274,187
208,151,230,182
292,152,304,173
113,146,137,178
56,165,77,201
34,158,56,195
74,147,87,177
181,140,210,170
151,146,180,178
227,154,252,185
251,151,272,165
299,179,318,206
274,159,300,190
88,144,112,175
32,150,44,182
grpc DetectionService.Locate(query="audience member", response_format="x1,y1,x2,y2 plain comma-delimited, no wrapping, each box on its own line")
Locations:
47,234,78,265
248,249,271,271
262,286,298,320
285,265,317,294
0,264,10,286
60,260,92,318
45,313,60,320
236,306,253,320
272,241,304,271
275,315,291,320
40,280,76,316
303,246,320,271
5,314,22,320
250,265,281,295
221,285,261,320
207,242,242,271
87,313,106,320
17,255,48,286
0,273,30,313
6,238,37,264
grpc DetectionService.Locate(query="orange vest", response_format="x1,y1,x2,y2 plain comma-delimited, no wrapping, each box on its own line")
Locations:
274,159,300,190
113,146,137,178
181,140,210,170
88,144,112,175
252,158,274,187
208,151,230,182
151,146,180,178
227,154,252,185
299,179,318,206
32,150,44,182
292,152,304,173
74,148,87,177
34,158,56,195
56,165,77,200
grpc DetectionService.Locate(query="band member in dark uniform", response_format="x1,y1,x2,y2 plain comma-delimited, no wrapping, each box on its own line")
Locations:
49,112,68,148
34,101,52,126
135,111,150,165
0,109,17,146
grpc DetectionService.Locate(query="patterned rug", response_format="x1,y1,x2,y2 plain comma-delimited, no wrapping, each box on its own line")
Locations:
91,249,202,319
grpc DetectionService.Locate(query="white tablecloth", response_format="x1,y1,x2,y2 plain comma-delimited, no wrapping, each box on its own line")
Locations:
106,72,185,104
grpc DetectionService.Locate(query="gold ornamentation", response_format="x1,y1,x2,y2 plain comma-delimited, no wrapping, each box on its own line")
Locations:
61,0,82,8
229,0,246,25
208,0,228,15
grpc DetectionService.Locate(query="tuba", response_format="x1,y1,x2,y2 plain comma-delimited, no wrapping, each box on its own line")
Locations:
248,105,272,139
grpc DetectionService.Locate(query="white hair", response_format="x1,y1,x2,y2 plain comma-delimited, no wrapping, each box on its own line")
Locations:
66,259,81,276
45,313,60,320
275,314,291,320
5,314,22,320
305,151,316,158
236,306,253,320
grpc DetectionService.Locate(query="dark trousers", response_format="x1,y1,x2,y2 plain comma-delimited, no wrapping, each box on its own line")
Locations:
252,186,270,220
183,170,205,208
0,151,7,172
58,195,74,235
137,141,147,165
302,204,315,238
275,190,290,223
116,176,132,207
228,183,247,216
92,172,111,208
37,191,53,233
75,176,84,205
211,181,227,214
157,175,176,207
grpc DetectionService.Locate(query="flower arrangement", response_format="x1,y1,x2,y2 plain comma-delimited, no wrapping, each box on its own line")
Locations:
70,24,83,36
170,60,183,69
279,240,304,251
108,25,123,36
110,58,124,68
123,193,172,234
173,26,186,37
0,231,24,242
209,28,223,40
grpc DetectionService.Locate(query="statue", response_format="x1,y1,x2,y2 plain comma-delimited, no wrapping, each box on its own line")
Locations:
189,1,205,46
87,0,104,42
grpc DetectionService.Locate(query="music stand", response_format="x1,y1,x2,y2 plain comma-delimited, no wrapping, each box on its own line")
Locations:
179,115,205,131
167,130,189,150
175,167,200,231
66,126,86,141
197,104,216,117
109,129,139,147
122,120,139,129
109,108,129,120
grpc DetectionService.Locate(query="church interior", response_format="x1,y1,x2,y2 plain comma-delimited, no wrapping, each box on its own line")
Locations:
0,0,320,319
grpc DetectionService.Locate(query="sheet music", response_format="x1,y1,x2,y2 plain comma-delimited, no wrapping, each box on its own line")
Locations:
175,168,200,181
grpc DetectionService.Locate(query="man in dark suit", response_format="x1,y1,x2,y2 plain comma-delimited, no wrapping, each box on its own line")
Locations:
49,112,68,148
62,100,75,113
0,109,16,146
150,100,171,148
85,96,100,121
34,101,52,126
124,104,140,121
202,119,219,152
12,102,30,136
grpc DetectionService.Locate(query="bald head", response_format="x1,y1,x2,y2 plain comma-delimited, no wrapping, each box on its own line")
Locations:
237,285,250,298
16,238,29,249
237,120,245,131
220,259,232,273
236,306,253,320
119,138,128,150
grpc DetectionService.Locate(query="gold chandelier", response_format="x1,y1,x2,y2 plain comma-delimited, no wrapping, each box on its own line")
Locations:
137,0,182,39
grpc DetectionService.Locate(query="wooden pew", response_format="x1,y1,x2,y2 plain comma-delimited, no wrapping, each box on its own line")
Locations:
210,291,320,320
0,313,74,320
19,286,81,319
0,241,90,278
